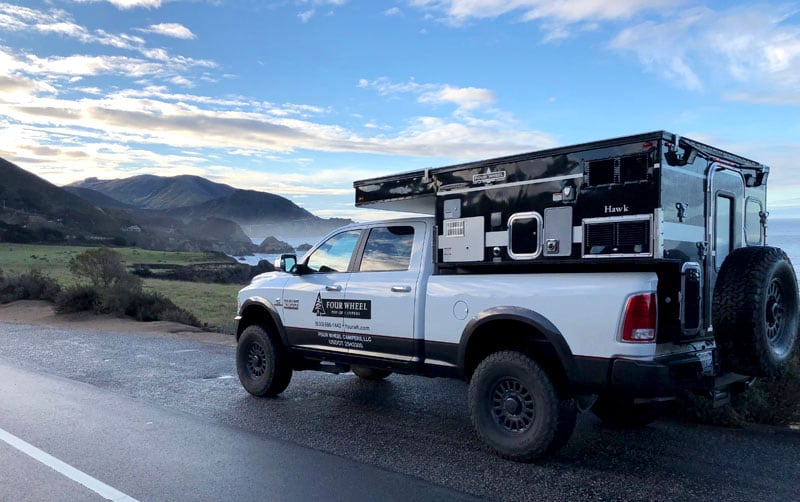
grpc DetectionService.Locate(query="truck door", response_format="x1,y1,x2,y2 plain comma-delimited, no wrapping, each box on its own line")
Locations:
281,229,362,353
707,165,745,327
342,222,425,363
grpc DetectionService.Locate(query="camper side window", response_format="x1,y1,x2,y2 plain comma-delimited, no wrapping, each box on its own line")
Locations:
745,198,764,246
508,212,542,259
715,195,734,269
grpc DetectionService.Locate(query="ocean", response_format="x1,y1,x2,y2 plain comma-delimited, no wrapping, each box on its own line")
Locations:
766,218,800,267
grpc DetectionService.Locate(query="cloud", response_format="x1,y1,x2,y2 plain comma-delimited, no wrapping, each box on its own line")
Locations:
418,85,495,110
0,4,212,70
359,77,496,111
297,0,348,22
298,9,315,22
385,7,401,16
73,0,163,9
610,5,800,100
137,23,196,40
409,1,800,103
1,83,553,156
0,74,57,100
1,43,213,91
409,0,680,36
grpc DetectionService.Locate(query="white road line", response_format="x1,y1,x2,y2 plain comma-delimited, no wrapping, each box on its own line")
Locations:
0,427,139,502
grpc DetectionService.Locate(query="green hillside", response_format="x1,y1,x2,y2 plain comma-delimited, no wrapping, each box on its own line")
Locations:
0,157,126,240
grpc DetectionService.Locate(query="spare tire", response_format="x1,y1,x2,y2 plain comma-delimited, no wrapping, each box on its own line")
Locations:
712,246,799,377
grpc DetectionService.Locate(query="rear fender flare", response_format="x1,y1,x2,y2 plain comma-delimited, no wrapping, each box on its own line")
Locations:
457,306,576,381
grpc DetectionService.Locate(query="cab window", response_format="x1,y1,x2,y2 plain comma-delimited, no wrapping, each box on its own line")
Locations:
306,230,361,273
358,226,414,272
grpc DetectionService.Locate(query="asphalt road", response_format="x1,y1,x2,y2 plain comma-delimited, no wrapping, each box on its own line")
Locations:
1,320,799,501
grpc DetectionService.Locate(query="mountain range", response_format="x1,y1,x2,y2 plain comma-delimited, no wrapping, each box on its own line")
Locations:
0,157,351,254
0,157,129,243
67,174,351,241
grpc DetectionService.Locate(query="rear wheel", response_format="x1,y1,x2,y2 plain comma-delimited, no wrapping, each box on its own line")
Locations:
468,351,574,461
591,396,662,428
713,246,799,377
352,366,392,381
236,325,292,397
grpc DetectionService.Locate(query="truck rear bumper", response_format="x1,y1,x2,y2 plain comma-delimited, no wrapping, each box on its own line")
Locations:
574,352,710,398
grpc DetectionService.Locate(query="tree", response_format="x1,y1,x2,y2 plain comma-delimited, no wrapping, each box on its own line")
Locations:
68,248,139,290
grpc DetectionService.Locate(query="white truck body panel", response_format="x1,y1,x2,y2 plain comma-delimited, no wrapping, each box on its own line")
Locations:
424,272,659,360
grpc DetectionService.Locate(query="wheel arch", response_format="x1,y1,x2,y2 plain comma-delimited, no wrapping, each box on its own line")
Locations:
237,297,288,346
458,307,577,393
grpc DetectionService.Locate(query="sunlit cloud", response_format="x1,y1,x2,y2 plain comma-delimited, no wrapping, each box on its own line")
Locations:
137,23,196,40
73,0,164,9
359,77,496,111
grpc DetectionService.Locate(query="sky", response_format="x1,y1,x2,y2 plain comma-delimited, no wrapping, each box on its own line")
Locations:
1,0,799,221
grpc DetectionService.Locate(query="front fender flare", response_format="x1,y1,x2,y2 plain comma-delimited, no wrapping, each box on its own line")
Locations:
237,297,289,345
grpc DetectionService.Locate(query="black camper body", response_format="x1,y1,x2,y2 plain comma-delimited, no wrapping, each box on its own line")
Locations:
354,131,769,342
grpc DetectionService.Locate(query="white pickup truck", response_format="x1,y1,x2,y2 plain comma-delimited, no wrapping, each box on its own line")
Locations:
234,132,799,461
237,217,717,460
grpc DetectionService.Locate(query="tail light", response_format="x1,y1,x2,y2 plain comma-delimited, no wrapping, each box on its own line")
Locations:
621,293,657,342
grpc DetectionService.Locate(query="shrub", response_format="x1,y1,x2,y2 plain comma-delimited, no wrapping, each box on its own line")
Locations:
160,307,201,328
54,283,201,327
0,268,61,304
732,354,800,425
130,261,273,284
56,248,200,327
69,247,130,289
676,351,800,427
123,290,200,327
99,282,142,316
55,285,100,313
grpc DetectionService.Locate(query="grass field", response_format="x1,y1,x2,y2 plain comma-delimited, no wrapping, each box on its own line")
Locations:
143,279,240,331
0,243,241,329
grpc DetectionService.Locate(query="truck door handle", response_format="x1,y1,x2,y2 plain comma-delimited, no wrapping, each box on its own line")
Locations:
391,285,411,293
325,285,342,292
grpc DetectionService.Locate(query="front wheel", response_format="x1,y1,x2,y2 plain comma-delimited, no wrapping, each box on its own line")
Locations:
236,325,292,397
468,351,574,461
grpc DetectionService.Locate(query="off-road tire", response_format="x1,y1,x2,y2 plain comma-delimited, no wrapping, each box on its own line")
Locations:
468,351,572,461
236,325,292,397
591,396,661,428
352,366,392,381
713,246,799,377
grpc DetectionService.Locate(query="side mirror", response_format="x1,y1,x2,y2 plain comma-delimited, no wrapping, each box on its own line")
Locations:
276,254,297,272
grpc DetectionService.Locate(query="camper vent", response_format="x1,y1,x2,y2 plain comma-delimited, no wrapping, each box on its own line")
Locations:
583,217,652,257
585,153,650,187
444,219,466,238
